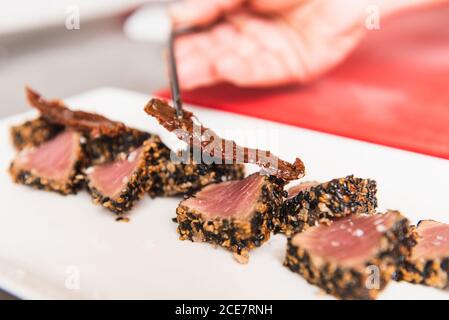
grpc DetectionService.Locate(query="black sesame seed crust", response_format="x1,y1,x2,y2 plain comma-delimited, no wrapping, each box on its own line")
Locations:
395,257,449,289
284,214,417,300
8,138,86,195
176,176,285,261
147,149,245,197
86,137,166,214
10,117,64,151
83,128,152,165
85,132,245,198
11,117,153,166
394,224,449,289
276,175,377,236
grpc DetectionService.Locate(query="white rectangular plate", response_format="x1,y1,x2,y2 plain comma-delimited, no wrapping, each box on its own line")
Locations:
1,87,448,299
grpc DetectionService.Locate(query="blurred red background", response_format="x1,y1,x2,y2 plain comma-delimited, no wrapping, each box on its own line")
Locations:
158,4,449,159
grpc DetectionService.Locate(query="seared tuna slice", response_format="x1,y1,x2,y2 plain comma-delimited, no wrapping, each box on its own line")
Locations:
276,176,377,236
145,98,304,181
9,130,85,195
10,117,64,151
395,220,449,289
85,137,166,214
83,128,153,165
149,161,244,197
176,173,285,263
284,211,417,299
12,116,154,166
26,87,127,138
147,148,244,197
24,87,154,164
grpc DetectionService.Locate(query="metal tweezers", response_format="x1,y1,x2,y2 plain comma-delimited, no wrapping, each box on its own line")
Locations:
168,24,215,118
168,28,192,118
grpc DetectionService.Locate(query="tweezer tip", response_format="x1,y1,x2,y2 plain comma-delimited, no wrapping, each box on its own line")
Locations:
168,30,184,118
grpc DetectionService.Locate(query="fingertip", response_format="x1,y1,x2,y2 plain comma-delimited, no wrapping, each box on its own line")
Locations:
249,0,306,13
169,1,210,28
210,23,238,43
215,54,252,85
177,55,218,90
175,35,197,59
170,0,242,29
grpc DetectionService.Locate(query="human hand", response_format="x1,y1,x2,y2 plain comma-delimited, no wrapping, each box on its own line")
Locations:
170,0,444,89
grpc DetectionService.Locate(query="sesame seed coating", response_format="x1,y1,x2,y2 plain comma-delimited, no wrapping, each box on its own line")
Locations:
276,176,377,236
176,176,285,262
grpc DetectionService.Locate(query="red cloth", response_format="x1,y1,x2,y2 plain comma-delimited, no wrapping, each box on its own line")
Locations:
156,5,449,160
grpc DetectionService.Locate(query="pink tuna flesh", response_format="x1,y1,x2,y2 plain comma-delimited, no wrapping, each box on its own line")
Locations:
13,130,81,182
181,173,265,220
412,220,449,261
287,181,320,198
87,146,144,199
291,211,402,268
